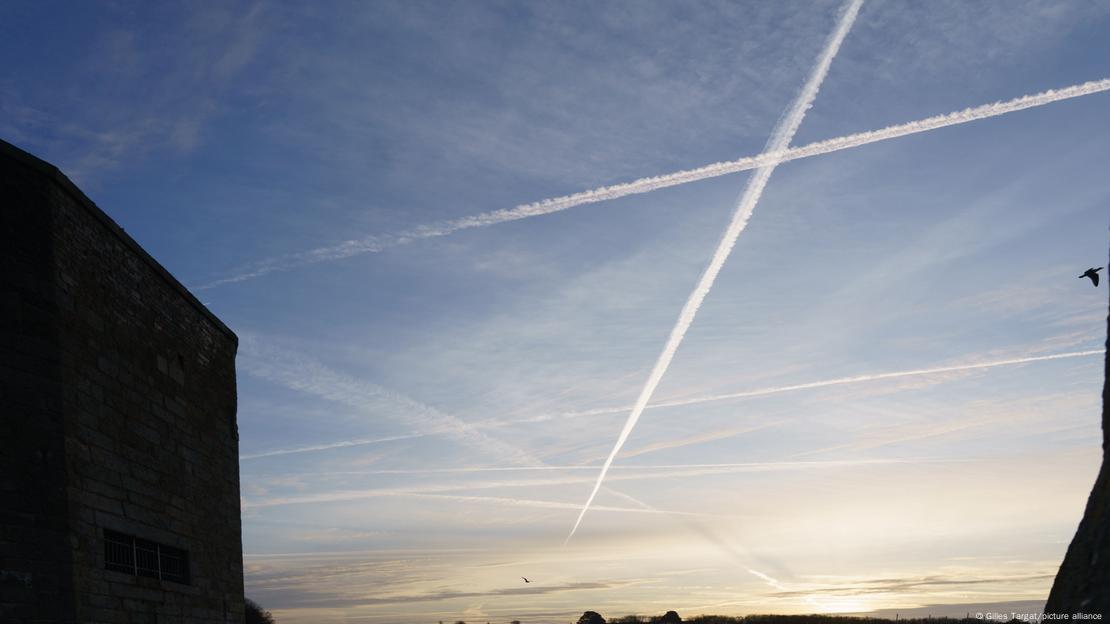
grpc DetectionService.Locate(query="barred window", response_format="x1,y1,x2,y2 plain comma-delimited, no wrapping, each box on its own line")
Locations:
103,529,189,584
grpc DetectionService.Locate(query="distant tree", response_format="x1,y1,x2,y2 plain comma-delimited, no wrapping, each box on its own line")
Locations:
245,599,276,624
578,612,606,624
511,621,521,624
659,612,681,624
686,617,742,624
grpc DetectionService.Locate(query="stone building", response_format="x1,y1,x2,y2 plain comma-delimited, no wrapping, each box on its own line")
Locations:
1,138,244,623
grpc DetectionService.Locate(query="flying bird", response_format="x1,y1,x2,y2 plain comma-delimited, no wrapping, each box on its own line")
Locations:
521,577,531,583
1079,267,1102,287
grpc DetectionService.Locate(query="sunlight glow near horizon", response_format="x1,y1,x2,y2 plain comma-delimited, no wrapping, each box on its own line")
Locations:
4,0,1110,622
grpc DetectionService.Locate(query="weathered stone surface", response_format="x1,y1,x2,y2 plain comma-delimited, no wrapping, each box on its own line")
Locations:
1043,245,1110,617
1,138,244,623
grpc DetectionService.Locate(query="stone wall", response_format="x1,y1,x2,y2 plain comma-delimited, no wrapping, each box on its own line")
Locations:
1,141,76,624
0,139,244,623
1042,244,1110,616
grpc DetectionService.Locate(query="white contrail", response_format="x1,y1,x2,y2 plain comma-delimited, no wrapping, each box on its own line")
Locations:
649,350,1107,410
196,76,1110,290
605,488,799,596
243,489,737,519
237,335,543,467
280,457,951,475
747,568,790,592
239,347,1102,461
238,432,429,460
566,0,865,543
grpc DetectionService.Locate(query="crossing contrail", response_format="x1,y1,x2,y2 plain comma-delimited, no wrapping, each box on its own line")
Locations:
565,0,865,543
197,76,1110,290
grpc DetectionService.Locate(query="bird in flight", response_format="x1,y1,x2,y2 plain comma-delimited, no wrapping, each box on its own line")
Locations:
1079,267,1102,287
521,577,531,583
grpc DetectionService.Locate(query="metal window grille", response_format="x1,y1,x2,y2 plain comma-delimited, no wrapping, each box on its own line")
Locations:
158,544,189,584
104,530,134,574
134,538,160,580
103,529,190,585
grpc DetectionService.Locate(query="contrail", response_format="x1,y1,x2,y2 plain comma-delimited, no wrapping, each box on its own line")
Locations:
243,489,738,519
606,488,798,596
565,0,864,543
261,458,945,479
239,347,1102,461
238,432,429,460
573,348,1108,418
196,77,1110,290
458,344,1103,430
237,335,543,467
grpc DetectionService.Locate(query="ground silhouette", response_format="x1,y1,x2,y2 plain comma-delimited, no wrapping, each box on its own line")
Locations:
244,598,275,624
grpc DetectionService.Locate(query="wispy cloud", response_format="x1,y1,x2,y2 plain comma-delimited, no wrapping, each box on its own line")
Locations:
241,346,1101,461
620,348,1105,415
604,486,803,598
240,433,431,460
770,572,1054,598
6,3,269,183
617,421,784,459
270,579,635,608
244,488,738,521
237,335,541,466
196,76,1110,289
567,0,865,542
795,389,1099,458
269,458,952,477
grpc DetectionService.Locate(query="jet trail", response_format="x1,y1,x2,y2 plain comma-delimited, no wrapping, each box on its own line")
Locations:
647,349,1108,410
238,432,429,460
237,336,544,467
197,76,1110,290
565,0,865,543
242,490,720,517
550,348,1107,421
239,347,1102,461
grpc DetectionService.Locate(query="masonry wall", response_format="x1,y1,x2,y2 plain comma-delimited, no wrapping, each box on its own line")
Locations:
1,142,77,624
0,139,244,624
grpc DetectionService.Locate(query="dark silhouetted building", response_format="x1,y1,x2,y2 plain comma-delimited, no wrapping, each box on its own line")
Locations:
1,139,244,623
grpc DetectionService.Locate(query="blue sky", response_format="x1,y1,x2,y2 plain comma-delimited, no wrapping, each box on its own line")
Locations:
4,0,1110,621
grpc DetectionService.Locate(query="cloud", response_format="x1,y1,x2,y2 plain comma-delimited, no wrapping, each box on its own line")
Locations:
239,344,1100,461
474,346,1102,426
6,3,270,183
269,579,631,608
240,433,430,460
617,421,785,459
237,334,541,466
770,573,1055,598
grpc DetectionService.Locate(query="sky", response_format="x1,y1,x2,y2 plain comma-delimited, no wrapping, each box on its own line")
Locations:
4,0,1110,622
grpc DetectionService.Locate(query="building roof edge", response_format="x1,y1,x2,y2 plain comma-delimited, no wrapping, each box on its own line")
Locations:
0,138,238,344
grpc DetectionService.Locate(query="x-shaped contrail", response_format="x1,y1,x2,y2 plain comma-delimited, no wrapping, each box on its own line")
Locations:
566,0,866,542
